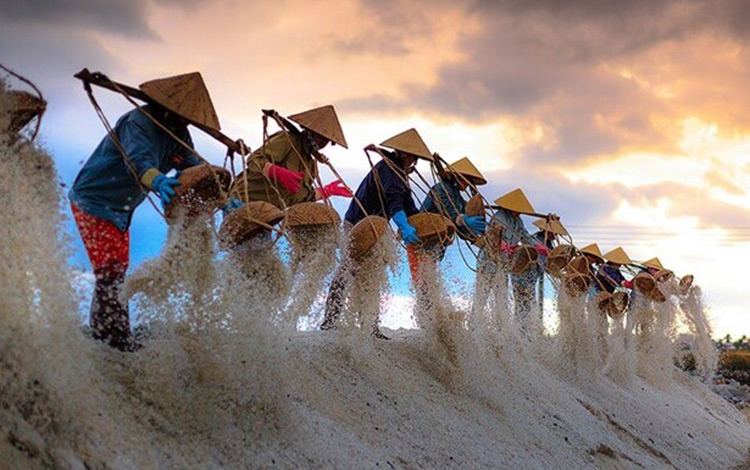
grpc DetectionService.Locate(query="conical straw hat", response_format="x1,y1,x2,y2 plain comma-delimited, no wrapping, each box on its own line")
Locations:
643,257,664,270
603,247,632,265
448,157,486,185
140,72,221,131
380,128,433,161
288,105,348,148
532,218,568,236
580,243,604,261
493,189,535,215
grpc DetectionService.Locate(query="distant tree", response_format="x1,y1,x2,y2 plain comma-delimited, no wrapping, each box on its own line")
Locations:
724,334,732,344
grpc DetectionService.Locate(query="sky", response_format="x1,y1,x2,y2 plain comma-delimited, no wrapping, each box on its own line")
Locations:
2,0,749,338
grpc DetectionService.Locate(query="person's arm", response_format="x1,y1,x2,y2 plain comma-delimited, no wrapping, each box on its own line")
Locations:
117,119,181,207
116,118,161,187
174,130,202,170
246,132,291,174
247,133,304,194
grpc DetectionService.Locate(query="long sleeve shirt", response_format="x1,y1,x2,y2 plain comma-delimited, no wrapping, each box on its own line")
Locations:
234,131,318,209
489,207,534,246
420,178,474,239
344,153,418,225
68,106,200,231
595,263,626,293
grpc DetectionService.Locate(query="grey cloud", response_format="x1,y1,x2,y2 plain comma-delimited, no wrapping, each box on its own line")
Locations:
0,0,212,37
0,0,154,37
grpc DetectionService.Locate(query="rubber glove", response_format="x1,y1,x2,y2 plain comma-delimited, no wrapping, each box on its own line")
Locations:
621,280,634,289
264,162,304,195
392,210,419,245
222,197,244,214
317,180,353,200
463,216,486,235
500,241,515,257
152,174,181,208
534,243,550,257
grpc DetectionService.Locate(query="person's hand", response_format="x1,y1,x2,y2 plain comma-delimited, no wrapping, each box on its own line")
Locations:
463,215,486,235
364,143,378,152
315,152,330,164
152,174,181,208
317,180,353,200
392,210,420,245
222,197,244,214
621,280,634,289
501,241,516,257
534,243,550,257
265,163,304,195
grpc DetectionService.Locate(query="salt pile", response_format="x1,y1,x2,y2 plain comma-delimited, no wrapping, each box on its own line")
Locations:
1,81,749,469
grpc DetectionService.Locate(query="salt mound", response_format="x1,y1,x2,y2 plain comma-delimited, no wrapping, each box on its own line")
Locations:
0,81,749,469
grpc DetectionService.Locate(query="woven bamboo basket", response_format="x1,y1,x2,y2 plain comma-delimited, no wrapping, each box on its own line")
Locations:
654,269,674,284
633,272,655,296
546,244,576,275
8,91,46,134
509,245,538,275
596,291,629,318
165,165,231,221
679,274,694,295
465,194,485,217
563,273,590,297
633,272,667,303
218,201,284,250
566,255,590,275
348,216,389,261
284,202,340,228
407,213,456,247
596,292,612,315
610,291,629,318
473,223,502,252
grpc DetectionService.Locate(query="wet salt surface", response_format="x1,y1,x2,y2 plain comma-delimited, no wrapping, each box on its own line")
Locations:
1,83,749,469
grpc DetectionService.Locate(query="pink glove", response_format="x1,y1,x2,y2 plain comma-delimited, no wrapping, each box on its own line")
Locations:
264,163,304,195
501,241,516,257
534,243,550,257
317,180,353,200
621,280,634,289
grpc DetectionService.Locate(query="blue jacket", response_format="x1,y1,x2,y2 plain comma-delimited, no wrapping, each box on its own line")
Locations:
420,178,474,239
345,153,418,225
69,106,200,231
595,263,626,293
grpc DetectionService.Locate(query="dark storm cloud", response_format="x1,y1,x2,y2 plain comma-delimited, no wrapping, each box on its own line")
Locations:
0,0,154,36
0,0,210,37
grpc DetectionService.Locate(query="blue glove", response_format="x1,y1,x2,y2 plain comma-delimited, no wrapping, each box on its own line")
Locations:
392,210,419,244
464,215,486,234
152,174,181,208
222,197,244,214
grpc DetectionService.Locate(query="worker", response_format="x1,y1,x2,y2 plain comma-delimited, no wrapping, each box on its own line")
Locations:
486,189,549,334
68,72,223,351
419,156,487,259
321,128,434,338
233,105,352,209
530,218,568,327
598,247,631,294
